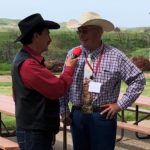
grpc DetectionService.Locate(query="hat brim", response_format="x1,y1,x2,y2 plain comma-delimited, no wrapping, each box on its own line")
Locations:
78,19,114,32
44,20,60,29
15,20,60,42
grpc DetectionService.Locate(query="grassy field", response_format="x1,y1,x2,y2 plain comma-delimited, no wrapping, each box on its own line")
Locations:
0,31,150,64
0,76,150,96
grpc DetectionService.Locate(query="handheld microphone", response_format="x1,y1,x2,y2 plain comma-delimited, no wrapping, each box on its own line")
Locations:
71,47,82,58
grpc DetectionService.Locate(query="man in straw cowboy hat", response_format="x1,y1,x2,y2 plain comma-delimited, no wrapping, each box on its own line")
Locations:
60,12,145,150
11,13,78,150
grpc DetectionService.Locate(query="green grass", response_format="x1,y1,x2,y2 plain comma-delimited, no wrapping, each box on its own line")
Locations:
121,78,150,97
0,63,11,71
0,82,12,95
0,63,11,75
143,78,150,96
0,71,11,75
129,48,150,59
0,31,150,64
117,111,149,121
2,114,16,130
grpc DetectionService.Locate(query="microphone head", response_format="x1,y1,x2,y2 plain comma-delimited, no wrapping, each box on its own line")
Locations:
72,47,82,58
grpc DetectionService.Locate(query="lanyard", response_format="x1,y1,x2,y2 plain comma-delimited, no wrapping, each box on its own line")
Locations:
84,45,104,78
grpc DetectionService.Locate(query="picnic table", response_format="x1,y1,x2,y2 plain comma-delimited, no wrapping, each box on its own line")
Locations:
0,95,19,149
117,94,150,141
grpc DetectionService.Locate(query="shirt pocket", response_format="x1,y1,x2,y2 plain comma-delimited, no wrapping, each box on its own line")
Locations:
96,69,120,84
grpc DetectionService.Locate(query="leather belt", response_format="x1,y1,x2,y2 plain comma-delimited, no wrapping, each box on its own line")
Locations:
72,105,104,114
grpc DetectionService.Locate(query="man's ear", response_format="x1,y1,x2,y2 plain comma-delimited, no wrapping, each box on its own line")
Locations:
33,32,40,39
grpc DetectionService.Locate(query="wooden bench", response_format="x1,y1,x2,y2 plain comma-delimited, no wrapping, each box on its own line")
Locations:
60,121,150,136
0,97,16,137
117,121,150,135
117,94,150,140
0,136,19,150
119,106,150,134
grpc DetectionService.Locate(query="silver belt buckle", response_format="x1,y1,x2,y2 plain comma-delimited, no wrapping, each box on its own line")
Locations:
82,105,93,114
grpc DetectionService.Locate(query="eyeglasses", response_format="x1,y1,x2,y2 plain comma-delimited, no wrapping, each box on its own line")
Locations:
76,29,89,34
76,27,99,35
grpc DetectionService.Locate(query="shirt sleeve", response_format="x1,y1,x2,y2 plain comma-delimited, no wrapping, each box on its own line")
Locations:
19,58,74,100
117,54,146,110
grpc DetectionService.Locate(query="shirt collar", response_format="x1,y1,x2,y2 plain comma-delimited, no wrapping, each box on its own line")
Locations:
23,46,44,63
81,43,104,60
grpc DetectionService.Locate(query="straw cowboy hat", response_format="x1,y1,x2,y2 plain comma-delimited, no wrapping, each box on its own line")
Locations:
16,13,60,42
78,12,114,32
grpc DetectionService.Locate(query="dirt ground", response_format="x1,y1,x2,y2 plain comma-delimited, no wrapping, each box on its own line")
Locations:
0,75,12,82
51,130,150,150
9,130,150,150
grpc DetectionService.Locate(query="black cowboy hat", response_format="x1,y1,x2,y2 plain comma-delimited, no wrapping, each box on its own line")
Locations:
15,13,60,42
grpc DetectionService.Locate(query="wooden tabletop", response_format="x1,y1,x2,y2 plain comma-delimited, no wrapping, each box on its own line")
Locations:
134,95,150,107
0,95,15,116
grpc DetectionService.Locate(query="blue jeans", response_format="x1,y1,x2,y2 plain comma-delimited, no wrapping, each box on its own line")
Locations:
16,127,54,150
71,109,117,150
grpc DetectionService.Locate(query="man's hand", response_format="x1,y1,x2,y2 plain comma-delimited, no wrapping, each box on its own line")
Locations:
65,57,78,68
100,103,121,119
61,111,72,126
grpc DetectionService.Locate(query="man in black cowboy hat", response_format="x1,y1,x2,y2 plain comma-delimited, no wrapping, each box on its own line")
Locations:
11,13,77,150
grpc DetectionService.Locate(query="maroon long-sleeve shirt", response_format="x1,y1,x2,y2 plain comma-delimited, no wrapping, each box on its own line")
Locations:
18,46,74,100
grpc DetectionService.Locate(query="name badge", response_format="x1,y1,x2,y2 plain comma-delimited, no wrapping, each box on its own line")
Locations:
88,81,102,93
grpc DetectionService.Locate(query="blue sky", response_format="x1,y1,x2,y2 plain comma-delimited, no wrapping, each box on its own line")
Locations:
0,0,150,28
